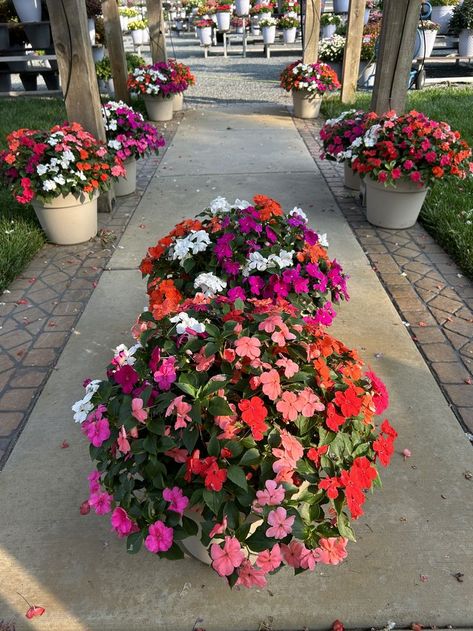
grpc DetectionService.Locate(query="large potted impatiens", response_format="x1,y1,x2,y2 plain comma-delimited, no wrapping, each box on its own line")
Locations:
278,14,299,44
195,17,214,45
74,294,396,587
215,2,232,30
0,123,124,245
168,59,196,112
260,15,278,44
128,62,180,122
139,195,349,326
280,60,340,119
102,101,166,197
351,110,473,229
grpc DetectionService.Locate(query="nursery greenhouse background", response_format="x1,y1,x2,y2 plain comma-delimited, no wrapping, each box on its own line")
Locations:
0,0,472,630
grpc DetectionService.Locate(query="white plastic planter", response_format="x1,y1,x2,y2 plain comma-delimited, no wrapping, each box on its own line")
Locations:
321,24,336,39
88,18,96,46
364,8,370,24
364,177,428,229
199,26,213,45
333,0,349,13
430,5,454,35
175,19,183,30
216,11,231,31
258,10,272,22
119,15,128,30
292,90,322,119
144,94,174,122
344,162,361,191
12,0,41,22
251,23,261,35
459,29,473,57
235,0,250,16
131,29,145,46
358,61,376,88
262,24,276,44
173,91,184,111
92,45,105,62
32,192,98,245
114,158,137,197
417,29,437,58
283,27,297,43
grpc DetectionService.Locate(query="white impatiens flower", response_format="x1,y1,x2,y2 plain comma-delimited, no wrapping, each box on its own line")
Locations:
188,230,211,254
363,124,382,147
247,251,269,272
72,379,102,423
289,207,308,223
43,179,57,191
194,272,227,296
318,233,329,247
36,164,49,176
325,109,357,127
268,249,295,269
209,196,231,214
233,198,251,210
114,343,141,366
108,139,122,151
171,236,193,261
170,312,206,335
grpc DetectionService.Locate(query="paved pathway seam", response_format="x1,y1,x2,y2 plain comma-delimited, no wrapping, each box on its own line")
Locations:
0,115,182,469
293,115,473,439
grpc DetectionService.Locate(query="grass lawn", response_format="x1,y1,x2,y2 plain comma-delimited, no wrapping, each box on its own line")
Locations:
0,97,66,292
321,86,473,280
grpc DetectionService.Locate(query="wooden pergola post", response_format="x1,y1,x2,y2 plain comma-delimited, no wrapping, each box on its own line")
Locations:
371,0,420,114
46,0,114,212
146,0,167,63
302,0,321,64
102,0,130,104
340,0,366,104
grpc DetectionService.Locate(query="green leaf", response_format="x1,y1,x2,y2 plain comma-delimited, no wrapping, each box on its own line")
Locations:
175,382,197,397
182,425,199,453
204,323,221,339
147,417,165,435
143,434,157,455
207,433,220,457
239,448,260,466
159,542,185,560
208,396,233,416
182,515,199,536
240,436,257,449
336,511,357,542
226,440,244,458
182,258,195,273
126,531,143,554
204,342,219,357
201,379,229,397
157,436,176,452
223,501,240,529
245,529,276,553
203,489,224,516
227,464,248,490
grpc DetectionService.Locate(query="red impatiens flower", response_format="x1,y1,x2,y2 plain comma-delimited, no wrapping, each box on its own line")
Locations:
307,444,329,467
333,387,362,418
204,461,228,491
339,469,366,519
325,403,346,432
239,396,268,441
373,434,395,467
319,475,341,499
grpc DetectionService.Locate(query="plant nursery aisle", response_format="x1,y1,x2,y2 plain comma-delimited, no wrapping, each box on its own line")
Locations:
0,104,472,631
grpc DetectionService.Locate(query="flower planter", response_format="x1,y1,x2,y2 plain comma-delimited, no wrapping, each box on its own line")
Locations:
364,176,428,229
92,45,105,63
459,29,473,57
262,24,276,44
12,0,41,23
99,78,114,95
358,60,376,89
235,0,250,15
32,192,98,245
321,24,336,39
119,15,128,31
236,25,245,34
333,0,349,13
283,26,297,43
114,157,137,197
198,25,213,45
0,24,9,50
258,10,272,22
23,22,51,48
131,29,145,46
0,73,11,92
144,94,173,122
250,22,261,35
216,11,231,31
416,29,437,59
173,91,184,111
142,29,150,44
430,5,454,34
292,89,322,119
344,161,361,190
175,19,183,30
88,18,96,46
364,8,370,24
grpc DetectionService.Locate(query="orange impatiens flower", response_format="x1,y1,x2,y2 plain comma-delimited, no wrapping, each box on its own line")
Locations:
253,194,284,221
148,279,182,321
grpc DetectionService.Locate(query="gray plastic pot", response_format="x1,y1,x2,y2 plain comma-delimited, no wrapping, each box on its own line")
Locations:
292,90,322,119
364,176,428,229
344,162,361,191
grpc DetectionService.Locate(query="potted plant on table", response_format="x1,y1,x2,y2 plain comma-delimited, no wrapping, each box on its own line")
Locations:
259,15,277,44
102,101,165,197
195,17,214,45
216,2,232,31
430,0,459,34
231,15,246,33
280,60,340,119
128,62,179,122
73,294,395,587
278,14,299,43
416,19,439,59
118,6,139,31
95,56,114,94
320,12,341,39
318,33,346,80
351,110,473,229
168,58,195,111
450,0,473,57
128,18,148,47
85,0,103,46
0,123,125,244
358,30,378,88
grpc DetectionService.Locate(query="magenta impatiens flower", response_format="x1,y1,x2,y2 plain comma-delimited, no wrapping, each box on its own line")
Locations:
82,417,110,448
266,507,295,539
210,536,245,576
111,507,139,538
153,356,177,390
113,364,139,394
88,491,113,515
162,486,189,515
144,520,174,553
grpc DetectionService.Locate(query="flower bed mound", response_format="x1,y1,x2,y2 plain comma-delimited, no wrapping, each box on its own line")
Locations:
73,296,396,589
140,195,349,326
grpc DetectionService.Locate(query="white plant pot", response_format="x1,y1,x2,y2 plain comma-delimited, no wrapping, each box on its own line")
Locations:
88,18,96,46
430,5,454,35
292,89,322,119
92,45,105,63
459,29,473,57
114,157,137,197
283,27,297,43
216,11,231,31
131,29,145,45
142,29,150,44
344,161,361,190
236,25,245,33
250,23,260,34
364,176,428,229
364,8,370,24
262,24,276,44
144,94,174,122
119,15,128,31
321,24,336,39
106,78,114,95
173,91,184,111
416,28,437,59
333,0,349,13
12,0,41,22
199,25,213,45
32,192,98,245
358,60,376,88
235,0,250,15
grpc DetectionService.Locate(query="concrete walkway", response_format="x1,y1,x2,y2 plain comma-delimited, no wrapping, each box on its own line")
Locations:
1,104,472,631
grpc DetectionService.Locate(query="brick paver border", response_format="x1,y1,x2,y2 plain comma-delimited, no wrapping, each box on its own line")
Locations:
294,115,473,440
0,114,182,469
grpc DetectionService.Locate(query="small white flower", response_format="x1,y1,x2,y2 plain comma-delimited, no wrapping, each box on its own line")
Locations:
209,196,231,214
233,198,251,210
247,251,269,272
36,164,48,176
170,312,206,335
54,174,66,185
289,206,308,222
194,272,227,296
108,139,122,151
171,236,192,261
364,124,382,147
72,394,94,423
43,179,57,191
318,233,329,247
268,249,295,269
188,229,211,254
114,343,141,366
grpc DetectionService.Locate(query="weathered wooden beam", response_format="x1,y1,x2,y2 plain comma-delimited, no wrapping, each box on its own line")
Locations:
102,0,130,104
340,0,366,104
146,0,167,63
371,0,420,114
302,0,321,64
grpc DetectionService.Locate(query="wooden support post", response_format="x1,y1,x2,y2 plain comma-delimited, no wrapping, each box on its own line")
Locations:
102,0,130,104
146,0,167,63
340,0,366,104
302,0,321,64
46,0,114,212
370,0,420,114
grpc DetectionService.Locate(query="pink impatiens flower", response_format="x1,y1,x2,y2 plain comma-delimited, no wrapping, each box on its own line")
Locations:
296,387,325,417
82,417,110,448
154,356,177,390
88,470,101,493
276,391,299,422
144,520,174,553
236,560,268,588
165,395,192,429
209,516,228,538
131,397,148,423
111,507,139,538
275,357,299,378
162,486,189,515
256,479,285,506
300,547,319,570
234,336,261,360
266,507,295,539
210,536,245,576
281,540,304,568
259,369,282,401
117,425,131,454
256,544,282,573
88,491,112,515
314,537,348,565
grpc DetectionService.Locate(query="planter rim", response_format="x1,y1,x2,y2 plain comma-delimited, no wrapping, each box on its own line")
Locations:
32,190,99,208
364,175,428,193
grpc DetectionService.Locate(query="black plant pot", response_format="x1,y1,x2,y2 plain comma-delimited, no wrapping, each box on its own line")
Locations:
23,22,51,49
0,72,12,92
41,70,59,90
20,72,37,90
0,24,9,51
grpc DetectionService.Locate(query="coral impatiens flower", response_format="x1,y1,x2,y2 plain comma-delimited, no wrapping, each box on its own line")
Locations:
260,369,282,401
210,536,245,576
131,397,148,423
236,560,268,588
163,486,189,515
276,391,299,422
296,386,325,417
145,520,174,553
235,336,261,360
256,543,283,572
275,356,299,378
238,396,268,440
266,507,295,539
314,537,348,565
117,425,131,454
165,395,192,429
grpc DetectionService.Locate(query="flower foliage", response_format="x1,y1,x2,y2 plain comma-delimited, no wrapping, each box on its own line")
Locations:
350,110,473,186
74,295,395,588
0,122,125,204
127,61,184,97
318,34,346,63
139,195,349,325
278,15,299,28
280,60,340,95
168,58,196,93
320,110,378,162
102,101,166,161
